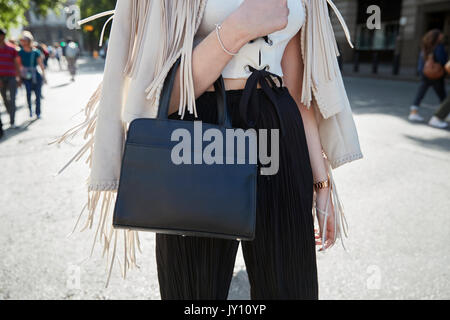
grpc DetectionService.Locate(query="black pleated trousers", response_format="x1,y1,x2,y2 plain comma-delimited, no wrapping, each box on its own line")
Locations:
155,82,318,300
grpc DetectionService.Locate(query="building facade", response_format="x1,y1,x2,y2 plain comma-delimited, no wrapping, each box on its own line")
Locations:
23,0,82,47
332,0,450,69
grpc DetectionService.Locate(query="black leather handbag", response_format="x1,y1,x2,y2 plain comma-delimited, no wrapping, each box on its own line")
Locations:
112,58,257,241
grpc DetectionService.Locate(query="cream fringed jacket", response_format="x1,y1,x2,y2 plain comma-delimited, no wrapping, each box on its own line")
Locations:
55,0,363,285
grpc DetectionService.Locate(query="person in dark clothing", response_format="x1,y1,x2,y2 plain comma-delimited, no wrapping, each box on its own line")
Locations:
409,29,448,123
0,28,22,135
37,43,50,69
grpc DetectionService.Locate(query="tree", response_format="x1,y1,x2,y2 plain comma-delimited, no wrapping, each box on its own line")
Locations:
0,0,66,31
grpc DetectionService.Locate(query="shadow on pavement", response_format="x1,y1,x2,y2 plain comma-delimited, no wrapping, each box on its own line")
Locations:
346,77,450,118
50,82,72,89
0,118,39,144
404,134,450,152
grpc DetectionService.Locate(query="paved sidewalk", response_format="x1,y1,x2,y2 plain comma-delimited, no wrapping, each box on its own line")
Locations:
0,60,449,300
342,62,450,85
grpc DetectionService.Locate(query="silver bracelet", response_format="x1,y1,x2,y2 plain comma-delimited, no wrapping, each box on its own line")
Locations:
215,23,238,56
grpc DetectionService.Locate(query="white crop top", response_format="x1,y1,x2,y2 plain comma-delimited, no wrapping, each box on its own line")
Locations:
194,0,306,79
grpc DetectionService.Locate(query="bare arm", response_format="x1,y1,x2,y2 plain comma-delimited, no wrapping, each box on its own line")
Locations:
281,33,328,184
167,0,290,116
281,32,336,250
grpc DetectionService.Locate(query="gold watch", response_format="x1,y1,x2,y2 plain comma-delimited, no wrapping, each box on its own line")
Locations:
314,177,330,191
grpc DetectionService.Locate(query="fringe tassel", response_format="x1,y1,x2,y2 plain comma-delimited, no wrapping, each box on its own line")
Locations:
76,1,153,78
52,1,158,287
300,0,354,109
313,158,349,252
144,0,205,120
52,82,142,287
70,190,142,288
77,10,115,48
124,0,152,78
49,82,103,174
301,0,352,250
326,0,354,49
53,0,213,286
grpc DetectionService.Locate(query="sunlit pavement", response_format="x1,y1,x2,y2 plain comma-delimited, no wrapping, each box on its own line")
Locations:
0,58,449,300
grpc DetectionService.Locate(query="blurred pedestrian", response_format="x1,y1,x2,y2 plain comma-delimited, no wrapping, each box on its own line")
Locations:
0,28,21,133
65,38,80,82
47,45,54,68
18,31,47,119
409,29,448,122
37,43,50,69
54,43,63,70
429,95,450,129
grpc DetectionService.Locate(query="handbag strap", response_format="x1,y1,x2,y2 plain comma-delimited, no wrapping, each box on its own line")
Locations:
157,57,232,128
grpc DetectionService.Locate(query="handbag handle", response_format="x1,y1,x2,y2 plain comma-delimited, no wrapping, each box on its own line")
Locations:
157,57,232,128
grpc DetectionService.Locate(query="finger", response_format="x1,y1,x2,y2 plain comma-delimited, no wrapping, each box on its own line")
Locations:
320,241,331,251
322,231,331,249
327,228,336,247
315,237,323,246
324,237,335,250
316,230,325,244
325,239,335,249
323,237,333,249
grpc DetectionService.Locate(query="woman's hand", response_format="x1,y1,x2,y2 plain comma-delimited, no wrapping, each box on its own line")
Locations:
315,188,337,251
230,0,290,41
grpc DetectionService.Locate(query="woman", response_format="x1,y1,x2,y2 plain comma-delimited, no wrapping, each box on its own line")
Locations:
410,29,448,123
55,0,363,299
19,31,47,119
